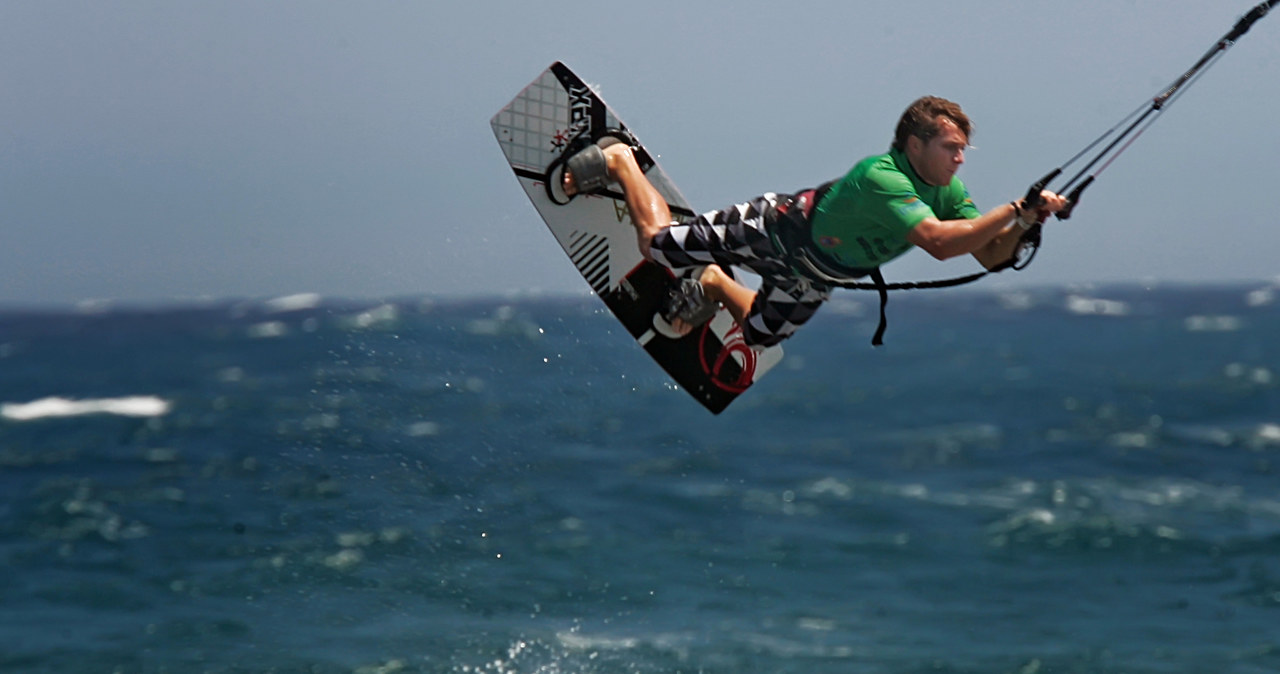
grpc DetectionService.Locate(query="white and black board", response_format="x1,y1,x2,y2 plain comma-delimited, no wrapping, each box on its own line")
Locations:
490,62,782,414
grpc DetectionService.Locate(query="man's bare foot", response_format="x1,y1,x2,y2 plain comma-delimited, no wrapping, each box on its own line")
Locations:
563,142,633,196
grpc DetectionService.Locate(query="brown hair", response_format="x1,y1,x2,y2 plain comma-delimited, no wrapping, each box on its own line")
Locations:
891,96,972,152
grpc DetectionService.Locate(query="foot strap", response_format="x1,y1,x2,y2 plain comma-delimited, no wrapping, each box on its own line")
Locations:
661,277,718,328
543,129,638,205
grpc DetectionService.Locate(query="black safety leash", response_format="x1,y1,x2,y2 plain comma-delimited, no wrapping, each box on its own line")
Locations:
1022,0,1277,220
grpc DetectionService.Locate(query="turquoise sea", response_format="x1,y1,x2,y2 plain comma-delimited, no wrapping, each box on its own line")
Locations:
2,283,1279,673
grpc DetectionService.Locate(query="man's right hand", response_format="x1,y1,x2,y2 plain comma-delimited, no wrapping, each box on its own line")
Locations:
1017,190,1068,227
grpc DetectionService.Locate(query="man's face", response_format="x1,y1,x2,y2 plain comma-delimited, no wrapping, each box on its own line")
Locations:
907,117,967,187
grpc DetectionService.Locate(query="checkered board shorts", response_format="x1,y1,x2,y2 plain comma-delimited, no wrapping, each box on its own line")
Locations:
649,193,832,348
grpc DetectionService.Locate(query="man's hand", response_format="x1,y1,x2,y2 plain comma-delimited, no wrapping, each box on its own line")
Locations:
1015,190,1068,229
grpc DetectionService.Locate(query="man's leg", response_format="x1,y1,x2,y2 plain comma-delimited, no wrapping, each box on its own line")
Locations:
564,143,670,262
564,144,755,333
696,265,755,328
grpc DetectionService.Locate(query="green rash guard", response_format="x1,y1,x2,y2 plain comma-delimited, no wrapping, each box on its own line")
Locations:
808,147,981,270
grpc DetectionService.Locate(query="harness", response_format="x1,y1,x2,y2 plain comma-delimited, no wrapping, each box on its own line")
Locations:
770,181,1040,346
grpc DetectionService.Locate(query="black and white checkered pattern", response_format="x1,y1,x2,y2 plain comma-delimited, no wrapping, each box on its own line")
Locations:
649,194,832,348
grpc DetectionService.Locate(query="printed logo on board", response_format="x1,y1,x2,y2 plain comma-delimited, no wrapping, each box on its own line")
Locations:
551,84,595,155
699,322,757,394
562,84,594,146
551,129,571,151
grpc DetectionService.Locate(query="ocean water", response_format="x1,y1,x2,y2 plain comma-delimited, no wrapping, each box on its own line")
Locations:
2,284,1279,674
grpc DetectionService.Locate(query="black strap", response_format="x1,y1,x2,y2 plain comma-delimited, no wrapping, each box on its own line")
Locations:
868,268,889,346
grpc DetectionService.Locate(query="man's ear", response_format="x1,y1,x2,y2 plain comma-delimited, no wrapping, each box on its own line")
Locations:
904,134,922,157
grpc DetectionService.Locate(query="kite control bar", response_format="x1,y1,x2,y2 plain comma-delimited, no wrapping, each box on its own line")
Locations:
1026,0,1276,221
1020,168,1060,214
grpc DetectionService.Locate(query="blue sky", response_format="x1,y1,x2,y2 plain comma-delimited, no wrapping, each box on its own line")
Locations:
3,1,1278,306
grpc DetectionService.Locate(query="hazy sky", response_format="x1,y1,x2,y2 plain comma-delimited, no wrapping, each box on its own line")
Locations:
3,1,1278,306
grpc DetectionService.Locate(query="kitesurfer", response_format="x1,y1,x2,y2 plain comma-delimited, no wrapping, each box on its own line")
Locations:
563,96,1067,347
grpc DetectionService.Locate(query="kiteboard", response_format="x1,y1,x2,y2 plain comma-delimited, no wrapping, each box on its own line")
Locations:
490,61,783,414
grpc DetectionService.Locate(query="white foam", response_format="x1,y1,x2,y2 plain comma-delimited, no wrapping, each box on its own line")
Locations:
1184,315,1242,332
997,291,1035,311
1,396,171,421
1246,286,1275,307
1065,295,1130,316
247,321,288,338
262,293,322,313
1254,423,1280,447
343,303,399,329
556,631,640,651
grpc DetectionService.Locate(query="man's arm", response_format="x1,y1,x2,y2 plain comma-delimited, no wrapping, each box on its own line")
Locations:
971,220,1029,270
907,191,1066,268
